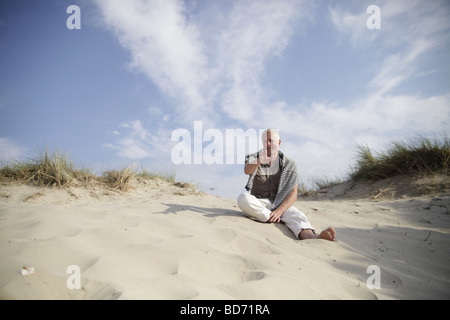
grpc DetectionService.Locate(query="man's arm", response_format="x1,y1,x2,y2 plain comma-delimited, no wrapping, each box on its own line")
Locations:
245,150,274,175
244,158,260,175
268,184,298,223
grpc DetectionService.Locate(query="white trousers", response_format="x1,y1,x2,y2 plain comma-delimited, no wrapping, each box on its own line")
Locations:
237,192,314,239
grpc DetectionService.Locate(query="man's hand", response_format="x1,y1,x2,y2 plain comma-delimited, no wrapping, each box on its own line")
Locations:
259,149,273,165
267,185,298,223
268,209,283,223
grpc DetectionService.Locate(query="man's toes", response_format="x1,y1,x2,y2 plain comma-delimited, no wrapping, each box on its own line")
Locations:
328,227,336,241
320,227,336,241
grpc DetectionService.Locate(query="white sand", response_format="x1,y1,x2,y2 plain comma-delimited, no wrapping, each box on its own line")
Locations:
0,178,449,300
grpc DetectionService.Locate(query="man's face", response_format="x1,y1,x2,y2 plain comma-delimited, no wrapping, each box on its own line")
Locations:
263,131,280,157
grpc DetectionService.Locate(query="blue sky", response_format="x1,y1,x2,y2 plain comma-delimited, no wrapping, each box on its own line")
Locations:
1,0,449,198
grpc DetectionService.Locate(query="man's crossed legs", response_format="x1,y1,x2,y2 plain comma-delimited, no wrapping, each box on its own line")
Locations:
237,193,335,241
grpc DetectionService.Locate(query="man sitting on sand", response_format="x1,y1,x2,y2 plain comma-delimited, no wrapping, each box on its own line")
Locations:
237,129,336,241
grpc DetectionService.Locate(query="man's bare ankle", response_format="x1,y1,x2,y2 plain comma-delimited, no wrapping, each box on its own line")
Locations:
299,229,316,240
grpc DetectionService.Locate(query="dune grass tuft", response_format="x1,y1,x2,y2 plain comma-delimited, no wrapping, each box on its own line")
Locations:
136,167,176,183
0,147,78,187
102,166,136,192
350,135,449,181
0,147,180,191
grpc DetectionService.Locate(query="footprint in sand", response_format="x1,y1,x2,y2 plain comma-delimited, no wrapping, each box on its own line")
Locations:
210,228,236,244
241,271,265,282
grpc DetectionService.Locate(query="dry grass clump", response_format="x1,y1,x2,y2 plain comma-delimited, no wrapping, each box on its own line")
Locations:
101,166,136,192
136,167,175,183
0,147,186,193
0,147,79,187
298,134,449,198
351,135,449,182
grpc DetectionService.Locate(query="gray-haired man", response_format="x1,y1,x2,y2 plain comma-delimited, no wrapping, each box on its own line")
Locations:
237,129,336,241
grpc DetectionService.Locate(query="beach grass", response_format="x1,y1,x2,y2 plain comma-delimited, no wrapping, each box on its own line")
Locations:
311,175,344,190
136,166,176,183
101,166,136,191
0,147,79,187
350,135,449,181
298,134,449,194
0,147,178,190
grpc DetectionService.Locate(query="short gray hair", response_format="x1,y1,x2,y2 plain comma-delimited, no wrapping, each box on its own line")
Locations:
262,128,280,141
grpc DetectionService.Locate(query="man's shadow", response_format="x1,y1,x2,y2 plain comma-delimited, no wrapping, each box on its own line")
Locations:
154,203,297,239
154,203,246,219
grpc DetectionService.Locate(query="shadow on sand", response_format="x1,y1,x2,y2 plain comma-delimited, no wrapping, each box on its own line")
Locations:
154,202,246,219
154,202,298,239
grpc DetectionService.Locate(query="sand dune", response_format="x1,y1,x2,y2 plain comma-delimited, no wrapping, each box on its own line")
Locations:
0,178,449,300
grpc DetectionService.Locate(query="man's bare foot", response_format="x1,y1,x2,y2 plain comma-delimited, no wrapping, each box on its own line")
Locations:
319,227,336,241
299,227,336,241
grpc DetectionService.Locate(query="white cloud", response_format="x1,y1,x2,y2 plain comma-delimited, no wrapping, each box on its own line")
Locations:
110,138,151,160
0,138,27,162
329,0,450,95
106,120,176,161
97,0,314,162
250,0,450,180
329,0,450,46
106,120,152,160
216,0,309,122
329,5,370,45
274,93,450,184
94,0,311,125
120,120,149,141
95,0,209,118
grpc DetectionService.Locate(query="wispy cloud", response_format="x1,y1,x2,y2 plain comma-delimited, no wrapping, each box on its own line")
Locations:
0,137,27,161
329,4,372,45
271,0,450,179
329,0,450,95
104,121,151,159
95,0,314,162
94,0,311,126
271,93,450,183
95,0,209,119
105,120,175,161
214,0,309,122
